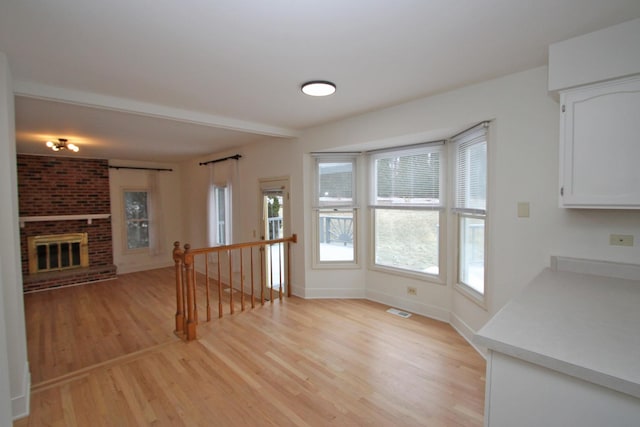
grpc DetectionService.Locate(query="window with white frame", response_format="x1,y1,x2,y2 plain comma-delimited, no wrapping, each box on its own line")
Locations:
209,185,230,246
212,185,229,245
369,143,444,278
207,161,235,247
313,155,357,264
453,123,488,300
124,190,149,250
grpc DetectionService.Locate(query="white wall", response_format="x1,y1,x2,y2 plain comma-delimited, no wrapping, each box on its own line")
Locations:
178,65,640,348
549,18,640,91
109,160,183,274
180,155,211,250
179,140,305,291
0,52,29,423
295,66,640,339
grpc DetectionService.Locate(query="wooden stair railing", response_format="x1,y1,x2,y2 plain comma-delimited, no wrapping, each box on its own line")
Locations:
173,234,297,340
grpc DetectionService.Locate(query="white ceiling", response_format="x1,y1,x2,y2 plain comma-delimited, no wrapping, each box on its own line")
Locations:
2,0,640,162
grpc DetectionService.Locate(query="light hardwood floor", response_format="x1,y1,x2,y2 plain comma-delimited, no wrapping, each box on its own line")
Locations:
16,268,485,426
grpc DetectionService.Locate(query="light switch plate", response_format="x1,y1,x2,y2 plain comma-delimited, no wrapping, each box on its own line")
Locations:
517,202,530,218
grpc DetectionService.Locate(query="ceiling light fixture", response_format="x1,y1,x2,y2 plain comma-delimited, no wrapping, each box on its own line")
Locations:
46,138,79,153
301,80,336,97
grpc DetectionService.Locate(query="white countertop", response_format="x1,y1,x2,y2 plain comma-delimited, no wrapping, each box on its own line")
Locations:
474,261,640,399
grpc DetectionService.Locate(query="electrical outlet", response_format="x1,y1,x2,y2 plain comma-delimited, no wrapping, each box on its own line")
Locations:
609,234,634,247
407,286,417,296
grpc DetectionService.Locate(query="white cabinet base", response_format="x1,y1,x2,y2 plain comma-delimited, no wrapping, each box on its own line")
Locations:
485,351,640,427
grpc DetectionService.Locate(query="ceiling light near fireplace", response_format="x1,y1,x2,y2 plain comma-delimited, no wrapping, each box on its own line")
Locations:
301,80,336,97
46,138,79,152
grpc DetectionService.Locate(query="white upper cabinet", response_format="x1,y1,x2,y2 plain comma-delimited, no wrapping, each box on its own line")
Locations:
559,77,640,208
550,19,640,209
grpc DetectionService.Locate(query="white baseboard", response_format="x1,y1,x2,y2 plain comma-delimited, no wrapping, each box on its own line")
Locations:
116,260,174,275
450,312,487,359
365,289,450,323
11,361,30,420
300,287,366,299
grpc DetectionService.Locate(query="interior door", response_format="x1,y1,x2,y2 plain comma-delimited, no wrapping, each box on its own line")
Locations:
259,178,289,298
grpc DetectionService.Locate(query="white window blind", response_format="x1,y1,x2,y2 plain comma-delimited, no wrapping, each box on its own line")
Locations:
453,124,487,214
371,144,444,207
315,157,356,208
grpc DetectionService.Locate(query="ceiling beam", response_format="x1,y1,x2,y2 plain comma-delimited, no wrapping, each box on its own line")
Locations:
13,81,300,139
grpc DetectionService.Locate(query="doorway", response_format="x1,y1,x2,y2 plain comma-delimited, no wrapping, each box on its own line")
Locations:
259,177,289,298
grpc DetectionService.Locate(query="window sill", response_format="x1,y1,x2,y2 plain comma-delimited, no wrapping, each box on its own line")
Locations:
368,264,445,285
454,282,487,309
312,260,360,270
123,247,150,255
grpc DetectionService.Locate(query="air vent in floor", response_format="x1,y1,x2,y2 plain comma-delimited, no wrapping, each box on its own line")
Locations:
386,308,412,318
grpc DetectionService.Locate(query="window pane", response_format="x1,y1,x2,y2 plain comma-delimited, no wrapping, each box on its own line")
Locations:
125,191,149,250
127,220,149,249
454,130,487,211
375,150,440,206
215,187,227,245
124,192,148,220
459,216,484,294
374,209,439,274
267,195,282,240
318,209,354,262
318,161,353,206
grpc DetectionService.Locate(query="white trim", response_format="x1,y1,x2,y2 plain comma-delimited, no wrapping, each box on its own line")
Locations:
454,281,488,310
14,81,299,139
23,277,117,294
300,287,366,299
11,361,30,420
449,311,488,359
19,213,110,228
116,260,174,275
365,289,450,323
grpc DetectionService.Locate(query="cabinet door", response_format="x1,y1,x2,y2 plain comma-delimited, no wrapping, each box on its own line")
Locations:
560,77,640,208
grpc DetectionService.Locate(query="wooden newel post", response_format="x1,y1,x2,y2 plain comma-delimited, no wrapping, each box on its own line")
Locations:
184,244,197,340
173,241,185,335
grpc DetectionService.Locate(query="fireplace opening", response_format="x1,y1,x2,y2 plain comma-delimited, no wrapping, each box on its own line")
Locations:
28,233,89,274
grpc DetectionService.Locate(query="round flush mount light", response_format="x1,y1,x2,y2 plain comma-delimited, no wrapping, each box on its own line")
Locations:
301,80,336,97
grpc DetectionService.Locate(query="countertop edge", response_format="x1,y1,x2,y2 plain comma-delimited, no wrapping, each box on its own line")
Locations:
474,334,640,400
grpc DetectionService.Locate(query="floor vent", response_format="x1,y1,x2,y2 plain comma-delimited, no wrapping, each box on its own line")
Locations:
386,308,412,318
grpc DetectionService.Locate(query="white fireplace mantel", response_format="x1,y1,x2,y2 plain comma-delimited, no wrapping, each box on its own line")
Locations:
19,213,111,228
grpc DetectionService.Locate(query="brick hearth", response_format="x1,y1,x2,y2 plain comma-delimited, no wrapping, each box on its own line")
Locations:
17,155,117,292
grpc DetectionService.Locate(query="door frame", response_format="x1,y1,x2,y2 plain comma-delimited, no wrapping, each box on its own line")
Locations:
258,177,290,297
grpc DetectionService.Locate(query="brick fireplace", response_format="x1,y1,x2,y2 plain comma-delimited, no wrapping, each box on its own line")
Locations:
17,155,117,292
